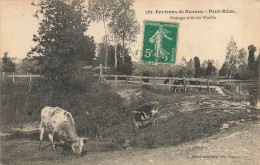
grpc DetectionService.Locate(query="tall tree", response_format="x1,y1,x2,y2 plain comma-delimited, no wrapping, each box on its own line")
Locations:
186,58,194,77
237,48,247,78
108,0,139,65
225,37,238,79
248,44,256,70
193,56,201,78
29,0,94,85
88,0,115,68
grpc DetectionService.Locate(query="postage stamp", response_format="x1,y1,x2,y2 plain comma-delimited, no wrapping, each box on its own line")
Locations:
142,21,179,64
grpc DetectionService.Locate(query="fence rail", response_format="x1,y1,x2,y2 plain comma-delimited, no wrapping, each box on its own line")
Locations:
5,74,43,82
3,73,258,92
94,74,258,92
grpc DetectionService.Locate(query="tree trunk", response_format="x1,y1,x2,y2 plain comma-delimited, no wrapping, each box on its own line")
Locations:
258,56,260,105
103,20,108,70
122,34,125,64
114,35,118,68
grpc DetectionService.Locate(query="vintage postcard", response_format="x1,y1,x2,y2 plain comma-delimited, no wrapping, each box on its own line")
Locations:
0,0,260,164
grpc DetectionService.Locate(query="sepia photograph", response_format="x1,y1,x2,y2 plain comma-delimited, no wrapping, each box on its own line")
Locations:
0,0,260,164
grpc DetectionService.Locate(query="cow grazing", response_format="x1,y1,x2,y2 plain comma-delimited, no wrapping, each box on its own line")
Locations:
164,79,184,92
131,101,160,130
39,106,88,157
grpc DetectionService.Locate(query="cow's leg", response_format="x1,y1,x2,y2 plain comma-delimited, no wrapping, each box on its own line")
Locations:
48,133,55,151
39,122,44,151
156,116,159,125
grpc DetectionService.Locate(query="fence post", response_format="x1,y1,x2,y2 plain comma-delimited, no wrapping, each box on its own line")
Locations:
183,77,186,93
2,72,5,81
126,75,128,89
141,76,143,89
30,73,32,82
168,78,171,92
239,82,243,95
207,79,210,91
153,77,156,89
115,75,118,90
12,73,15,83
196,80,198,91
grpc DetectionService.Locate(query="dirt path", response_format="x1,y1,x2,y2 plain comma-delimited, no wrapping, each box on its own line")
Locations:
1,121,259,165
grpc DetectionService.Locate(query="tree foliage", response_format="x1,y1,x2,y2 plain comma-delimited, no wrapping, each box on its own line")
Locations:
219,62,228,77
29,0,95,85
248,44,256,70
193,56,201,78
205,60,216,77
224,37,239,78
2,52,16,72
108,0,140,64
88,0,139,67
16,57,42,74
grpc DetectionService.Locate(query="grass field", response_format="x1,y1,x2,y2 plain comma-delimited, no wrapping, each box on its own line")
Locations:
1,87,259,164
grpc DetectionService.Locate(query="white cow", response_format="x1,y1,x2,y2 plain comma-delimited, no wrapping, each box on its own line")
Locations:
39,106,88,157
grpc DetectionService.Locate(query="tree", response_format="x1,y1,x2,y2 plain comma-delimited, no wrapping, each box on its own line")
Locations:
206,60,216,78
224,37,238,79
236,48,247,79
2,52,16,72
179,56,187,67
219,62,229,77
248,44,256,70
29,0,94,86
186,58,194,77
256,52,260,79
193,56,201,78
88,0,116,68
108,0,139,65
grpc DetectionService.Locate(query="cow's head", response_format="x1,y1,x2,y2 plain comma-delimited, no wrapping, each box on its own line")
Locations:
71,137,88,157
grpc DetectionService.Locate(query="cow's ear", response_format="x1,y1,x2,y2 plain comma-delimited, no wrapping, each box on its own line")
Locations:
83,138,89,143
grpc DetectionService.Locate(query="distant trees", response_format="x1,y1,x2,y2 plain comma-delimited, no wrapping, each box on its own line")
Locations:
29,0,95,86
96,43,133,75
219,37,258,79
15,57,42,74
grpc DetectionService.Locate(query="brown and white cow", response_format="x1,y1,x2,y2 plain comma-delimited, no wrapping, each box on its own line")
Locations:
39,106,88,157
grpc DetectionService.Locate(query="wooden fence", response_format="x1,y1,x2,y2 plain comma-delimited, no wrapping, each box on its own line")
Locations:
94,74,257,92
4,73,257,93
6,74,43,82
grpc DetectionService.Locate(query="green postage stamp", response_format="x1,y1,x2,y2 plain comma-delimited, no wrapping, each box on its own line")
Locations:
142,21,179,64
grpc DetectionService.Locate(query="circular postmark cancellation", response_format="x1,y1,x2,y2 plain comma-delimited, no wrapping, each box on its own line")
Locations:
142,20,179,64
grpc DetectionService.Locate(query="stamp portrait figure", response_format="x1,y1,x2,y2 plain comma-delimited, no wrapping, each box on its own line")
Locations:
149,25,173,61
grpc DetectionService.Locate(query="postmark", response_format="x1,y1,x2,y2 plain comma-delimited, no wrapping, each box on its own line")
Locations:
142,21,179,64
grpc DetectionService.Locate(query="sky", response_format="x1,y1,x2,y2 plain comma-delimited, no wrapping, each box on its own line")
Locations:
1,0,260,67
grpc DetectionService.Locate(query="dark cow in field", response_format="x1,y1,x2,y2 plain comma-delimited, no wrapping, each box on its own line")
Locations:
131,101,160,130
164,79,184,92
39,106,88,157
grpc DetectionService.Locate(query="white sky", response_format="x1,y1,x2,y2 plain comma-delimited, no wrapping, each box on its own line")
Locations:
1,0,260,66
